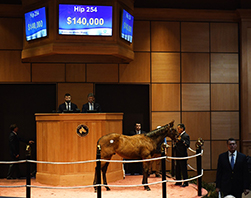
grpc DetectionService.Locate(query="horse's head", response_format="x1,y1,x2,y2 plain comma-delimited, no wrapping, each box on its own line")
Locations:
165,120,178,141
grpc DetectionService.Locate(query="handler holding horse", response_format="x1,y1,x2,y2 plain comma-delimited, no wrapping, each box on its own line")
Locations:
93,120,178,191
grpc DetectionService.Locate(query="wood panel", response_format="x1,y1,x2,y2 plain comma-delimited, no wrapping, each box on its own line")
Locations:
133,21,150,52
211,112,239,140
211,84,239,110
151,21,180,52
32,63,65,82
0,51,30,82
211,53,239,83
87,64,118,82
212,140,240,169
182,84,210,111
188,140,210,170
0,18,23,50
182,112,210,140
151,53,180,83
152,84,180,111
134,8,238,22
210,23,238,52
181,53,210,83
66,64,86,82
181,22,209,52
119,52,150,83
57,83,93,111
151,112,181,131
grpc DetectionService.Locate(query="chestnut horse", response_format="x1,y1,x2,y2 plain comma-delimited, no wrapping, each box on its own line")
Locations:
93,120,177,191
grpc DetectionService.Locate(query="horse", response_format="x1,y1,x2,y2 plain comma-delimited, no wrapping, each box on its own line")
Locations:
93,120,178,191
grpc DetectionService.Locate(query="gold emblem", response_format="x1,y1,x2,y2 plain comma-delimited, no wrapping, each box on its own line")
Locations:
77,124,89,137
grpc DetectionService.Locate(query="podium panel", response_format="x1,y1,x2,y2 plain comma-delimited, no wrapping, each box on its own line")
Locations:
35,113,123,186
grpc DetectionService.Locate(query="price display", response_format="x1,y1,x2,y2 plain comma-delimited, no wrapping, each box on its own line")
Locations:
59,4,113,36
121,9,134,43
25,7,47,41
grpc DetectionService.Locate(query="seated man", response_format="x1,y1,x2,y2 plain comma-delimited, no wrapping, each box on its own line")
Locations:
82,93,101,113
58,93,78,113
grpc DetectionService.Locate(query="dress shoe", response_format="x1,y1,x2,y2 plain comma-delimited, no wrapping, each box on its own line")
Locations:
181,183,188,187
174,182,182,185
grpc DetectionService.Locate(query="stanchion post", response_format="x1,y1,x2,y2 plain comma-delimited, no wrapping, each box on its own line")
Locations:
26,144,31,198
171,140,175,177
161,143,166,198
196,145,202,196
96,145,102,198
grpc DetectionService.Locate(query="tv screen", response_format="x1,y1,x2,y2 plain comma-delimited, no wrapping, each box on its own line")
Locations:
121,9,134,43
25,7,47,41
59,4,113,36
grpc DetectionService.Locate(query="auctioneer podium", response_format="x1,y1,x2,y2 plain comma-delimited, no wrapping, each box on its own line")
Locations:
35,113,123,186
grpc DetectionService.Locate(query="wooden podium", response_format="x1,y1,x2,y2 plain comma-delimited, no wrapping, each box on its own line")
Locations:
35,113,124,186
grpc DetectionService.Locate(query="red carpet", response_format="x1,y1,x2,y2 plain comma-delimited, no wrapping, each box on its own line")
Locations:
0,175,207,198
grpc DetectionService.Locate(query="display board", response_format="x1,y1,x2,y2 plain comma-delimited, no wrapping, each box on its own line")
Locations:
25,7,47,41
59,4,113,36
121,9,134,43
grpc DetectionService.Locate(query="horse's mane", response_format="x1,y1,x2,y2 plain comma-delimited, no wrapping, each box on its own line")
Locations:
145,124,169,138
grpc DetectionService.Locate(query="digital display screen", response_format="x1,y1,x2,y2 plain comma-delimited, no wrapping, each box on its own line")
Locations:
121,9,134,43
59,4,113,36
25,7,47,41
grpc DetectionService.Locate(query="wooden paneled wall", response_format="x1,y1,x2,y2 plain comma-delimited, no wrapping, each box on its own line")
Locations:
0,5,248,182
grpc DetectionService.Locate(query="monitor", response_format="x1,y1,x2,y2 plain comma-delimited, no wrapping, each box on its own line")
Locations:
59,4,113,36
24,7,47,41
121,9,134,43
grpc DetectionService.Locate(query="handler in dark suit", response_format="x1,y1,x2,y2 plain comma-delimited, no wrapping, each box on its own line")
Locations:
174,123,190,187
58,93,78,112
216,138,250,198
82,93,101,113
7,124,34,179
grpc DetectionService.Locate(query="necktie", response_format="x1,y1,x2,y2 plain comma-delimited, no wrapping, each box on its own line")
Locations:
231,154,234,169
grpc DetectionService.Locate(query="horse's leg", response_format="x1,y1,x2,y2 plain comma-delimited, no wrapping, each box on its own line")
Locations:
93,161,109,192
93,165,98,192
142,161,151,191
102,162,111,191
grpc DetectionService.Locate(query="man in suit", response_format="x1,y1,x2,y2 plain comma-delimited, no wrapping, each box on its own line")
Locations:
58,93,78,112
7,124,34,179
174,123,190,187
216,138,250,198
82,93,101,113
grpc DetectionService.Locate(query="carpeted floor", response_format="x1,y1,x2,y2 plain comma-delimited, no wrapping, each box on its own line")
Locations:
0,175,207,198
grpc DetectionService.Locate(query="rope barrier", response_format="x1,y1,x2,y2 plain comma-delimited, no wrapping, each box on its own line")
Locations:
0,185,26,188
0,149,204,193
27,159,97,165
0,170,203,190
0,150,203,165
0,160,26,164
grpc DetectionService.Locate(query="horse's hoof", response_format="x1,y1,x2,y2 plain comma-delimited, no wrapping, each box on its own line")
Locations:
106,187,111,191
94,189,97,193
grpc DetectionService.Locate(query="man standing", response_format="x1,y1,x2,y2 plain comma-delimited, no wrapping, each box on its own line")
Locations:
216,138,249,198
82,93,101,113
174,123,190,187
7,124,34,179
58,93,78,112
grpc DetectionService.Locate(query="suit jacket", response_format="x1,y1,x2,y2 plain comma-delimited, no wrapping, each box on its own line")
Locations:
128,130,146,136
175,132,190,157
9,132,27,159
216,151,249,196
82,102,101,113
58,102,78,113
